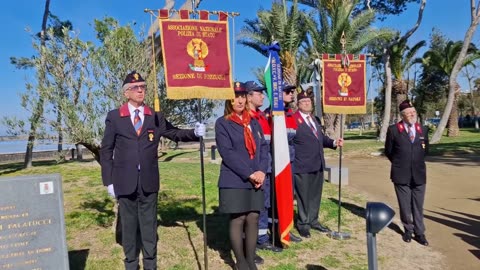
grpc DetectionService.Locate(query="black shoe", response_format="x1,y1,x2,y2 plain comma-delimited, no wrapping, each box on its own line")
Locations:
402,231,412,243
311,224,331,233
254,253,264,265
297,228,311,238
289,232,303,242
256,242,283,252
414,234,429,246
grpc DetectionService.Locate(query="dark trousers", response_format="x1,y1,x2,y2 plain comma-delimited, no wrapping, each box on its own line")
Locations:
258,175,271,244
394,183,426,235
294,170,324,231
118,181,158,270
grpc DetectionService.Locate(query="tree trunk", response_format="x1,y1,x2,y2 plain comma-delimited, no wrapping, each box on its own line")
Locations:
447,94,460,136
379,52,392,142
24,0,50,169
57,110,63,152
393,79,407,121
76,144,83,160
432,2,480,143
323,113,336,138
81,143,99,163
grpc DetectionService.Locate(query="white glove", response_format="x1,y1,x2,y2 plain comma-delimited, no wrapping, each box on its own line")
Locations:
107,184,115,198
194,122,206,137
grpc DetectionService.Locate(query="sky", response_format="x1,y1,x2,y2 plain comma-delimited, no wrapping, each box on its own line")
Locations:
1,0,478,136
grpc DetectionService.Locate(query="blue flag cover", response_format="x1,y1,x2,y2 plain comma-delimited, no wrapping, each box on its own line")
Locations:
263,42,284,113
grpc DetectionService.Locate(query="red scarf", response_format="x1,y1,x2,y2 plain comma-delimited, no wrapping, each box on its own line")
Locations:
230,110,256,159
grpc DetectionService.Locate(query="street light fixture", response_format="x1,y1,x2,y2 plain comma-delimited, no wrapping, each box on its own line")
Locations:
366,202,395,270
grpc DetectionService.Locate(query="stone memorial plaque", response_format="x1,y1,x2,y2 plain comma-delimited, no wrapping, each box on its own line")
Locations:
0,174,69,270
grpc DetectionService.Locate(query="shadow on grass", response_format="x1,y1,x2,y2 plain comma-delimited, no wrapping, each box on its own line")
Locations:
344,134,377,140
161,151,195,162
156,193,233,269
78,197,115,227
429,140,480,160
0,160,61,175
68,249,89,270
327,198,403,236
306,264,328,270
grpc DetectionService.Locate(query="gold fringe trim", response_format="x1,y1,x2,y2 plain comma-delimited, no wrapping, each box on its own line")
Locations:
280,220,294,248
166,87,234,100
323,105,366,114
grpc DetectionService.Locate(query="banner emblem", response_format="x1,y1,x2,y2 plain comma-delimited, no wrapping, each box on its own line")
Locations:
187,38,209,72
338,72,352,97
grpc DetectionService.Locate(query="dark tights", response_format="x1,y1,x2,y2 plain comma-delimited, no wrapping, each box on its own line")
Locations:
229,211,259,270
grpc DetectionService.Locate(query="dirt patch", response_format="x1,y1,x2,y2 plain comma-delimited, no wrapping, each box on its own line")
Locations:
335,154,480,270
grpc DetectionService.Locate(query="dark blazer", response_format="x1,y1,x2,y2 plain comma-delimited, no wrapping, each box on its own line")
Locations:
100,103,198,196
292,112,335,174
215,116,268,189
384,121,429,185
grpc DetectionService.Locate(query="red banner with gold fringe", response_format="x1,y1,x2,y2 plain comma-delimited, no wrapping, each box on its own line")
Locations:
159,10,233,99
322,54,366,114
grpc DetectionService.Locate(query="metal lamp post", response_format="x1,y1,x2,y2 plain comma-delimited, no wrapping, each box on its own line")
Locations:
366,202,395,270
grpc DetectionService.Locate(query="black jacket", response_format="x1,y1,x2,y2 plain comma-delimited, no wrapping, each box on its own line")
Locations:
215,116,268,189
384,121,429,185
100,103,198,196
292,111,336,174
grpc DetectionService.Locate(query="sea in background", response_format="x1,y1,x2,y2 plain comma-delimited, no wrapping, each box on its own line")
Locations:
0,139,75,154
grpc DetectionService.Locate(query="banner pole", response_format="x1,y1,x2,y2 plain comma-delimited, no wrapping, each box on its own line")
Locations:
337,114,344,233
198,98,208,270
190,1,208,269
271,129,276,247
327,31,351,240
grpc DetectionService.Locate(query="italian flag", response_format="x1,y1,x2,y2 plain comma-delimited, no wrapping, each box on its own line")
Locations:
264,49,294,247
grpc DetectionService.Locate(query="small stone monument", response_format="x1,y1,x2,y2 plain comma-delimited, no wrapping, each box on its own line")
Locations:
0,174,69,269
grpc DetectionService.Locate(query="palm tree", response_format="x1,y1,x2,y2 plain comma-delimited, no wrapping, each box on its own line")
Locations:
238,0,309,87
420,40,480,136
390,39,426,120
304,0,392,137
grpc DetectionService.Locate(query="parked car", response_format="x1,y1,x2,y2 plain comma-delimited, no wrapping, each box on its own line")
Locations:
425,118,440,127
348,122,362,129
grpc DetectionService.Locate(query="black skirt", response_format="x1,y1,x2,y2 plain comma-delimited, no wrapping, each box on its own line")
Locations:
219,188,264,214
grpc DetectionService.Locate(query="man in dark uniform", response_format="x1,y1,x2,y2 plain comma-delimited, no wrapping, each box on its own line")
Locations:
292,90,343,238
100,71,205,270
281,82,303,243
385,100,429,246
245,81,283,254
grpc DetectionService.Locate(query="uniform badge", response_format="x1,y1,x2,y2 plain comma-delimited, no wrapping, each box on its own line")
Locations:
422,143,425,149
147,130,154,141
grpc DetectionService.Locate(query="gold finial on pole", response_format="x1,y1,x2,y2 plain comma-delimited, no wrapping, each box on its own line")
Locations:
340,31,350,69
340,31,346,52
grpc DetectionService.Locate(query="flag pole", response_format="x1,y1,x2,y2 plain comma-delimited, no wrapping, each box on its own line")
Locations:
327,31,351,240
190,0,208,268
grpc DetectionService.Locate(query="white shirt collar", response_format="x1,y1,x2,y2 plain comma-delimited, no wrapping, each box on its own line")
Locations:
127,103,144,115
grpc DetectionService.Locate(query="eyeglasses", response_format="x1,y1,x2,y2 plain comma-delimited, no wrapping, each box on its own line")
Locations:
284,90,295,94
128,85,146,91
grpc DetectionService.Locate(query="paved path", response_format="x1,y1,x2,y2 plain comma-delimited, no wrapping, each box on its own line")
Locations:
332,155,480,270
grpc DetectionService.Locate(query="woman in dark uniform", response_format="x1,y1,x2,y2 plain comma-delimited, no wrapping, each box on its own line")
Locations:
215,81,269,270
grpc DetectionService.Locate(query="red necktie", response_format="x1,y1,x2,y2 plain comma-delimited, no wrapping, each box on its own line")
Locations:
133,109,142,136
306,116,318,138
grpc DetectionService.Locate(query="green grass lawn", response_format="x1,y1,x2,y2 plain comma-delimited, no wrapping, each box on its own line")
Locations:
0,128,477,269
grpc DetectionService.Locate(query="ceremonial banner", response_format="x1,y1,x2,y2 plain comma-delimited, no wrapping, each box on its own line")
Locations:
159,11,233,99
322,54,367,114
264,43,294,247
